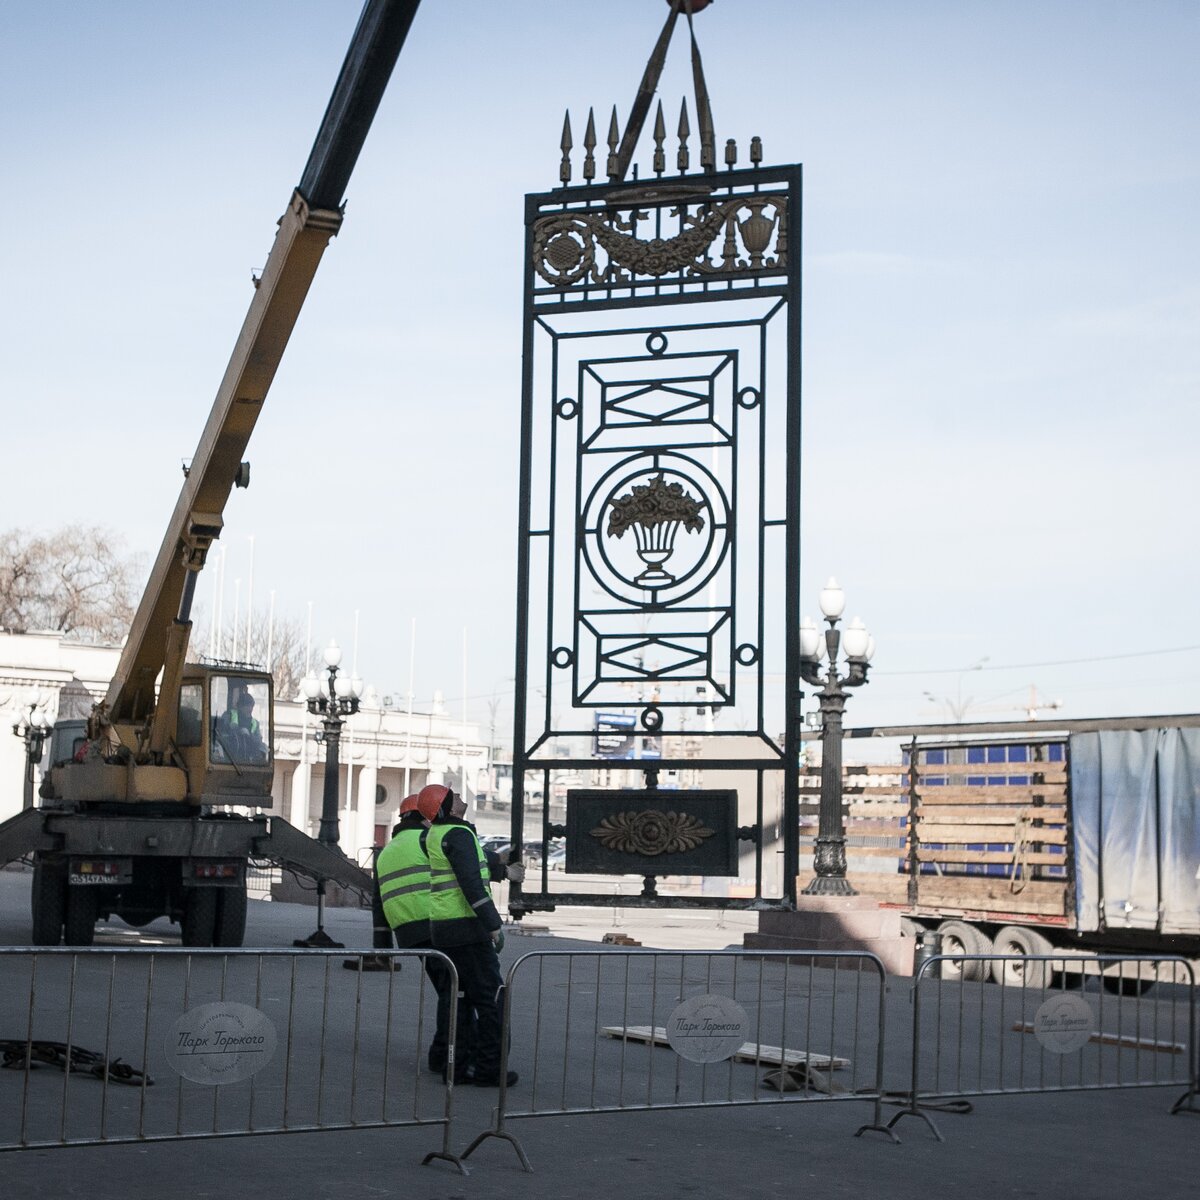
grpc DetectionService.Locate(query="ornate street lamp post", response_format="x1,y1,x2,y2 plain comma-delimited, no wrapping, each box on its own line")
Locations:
12,691,53,811
302,639,364,846
294,639,363,948
799,579,875,896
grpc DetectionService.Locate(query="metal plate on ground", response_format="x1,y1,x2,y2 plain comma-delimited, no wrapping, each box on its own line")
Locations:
602,1024,849,1070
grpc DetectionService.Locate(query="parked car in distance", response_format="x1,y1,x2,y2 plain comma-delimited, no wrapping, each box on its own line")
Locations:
480,835,512,865
523,839,565,869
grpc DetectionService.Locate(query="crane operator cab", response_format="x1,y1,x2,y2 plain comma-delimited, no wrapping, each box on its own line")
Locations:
204,676,270,768
176,668,274,805
44,664,274,813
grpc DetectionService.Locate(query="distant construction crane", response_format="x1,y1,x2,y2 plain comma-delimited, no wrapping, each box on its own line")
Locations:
923,683,1063,722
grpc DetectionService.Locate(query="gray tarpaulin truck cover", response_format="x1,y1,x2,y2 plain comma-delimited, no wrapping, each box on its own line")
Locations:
1071,728,1200,936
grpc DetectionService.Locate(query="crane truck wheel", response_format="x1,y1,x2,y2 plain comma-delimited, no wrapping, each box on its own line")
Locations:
31,858,66,946
181,888,218,947
991,925,1052,989
213,886,248,948
936,920,989,983
64,886,98,947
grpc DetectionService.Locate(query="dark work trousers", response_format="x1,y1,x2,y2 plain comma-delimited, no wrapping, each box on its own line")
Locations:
422,950,458,1075
407,942,457,1071
442,940,505,1079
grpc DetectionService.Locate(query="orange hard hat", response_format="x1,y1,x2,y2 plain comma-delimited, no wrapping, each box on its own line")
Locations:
399,793,419,815
416,783,451,822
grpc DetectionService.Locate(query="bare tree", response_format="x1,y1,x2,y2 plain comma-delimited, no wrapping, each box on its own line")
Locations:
189,605,310,701
0,526,141,642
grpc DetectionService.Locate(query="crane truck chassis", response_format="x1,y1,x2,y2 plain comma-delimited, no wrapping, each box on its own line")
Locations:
0,1,423,946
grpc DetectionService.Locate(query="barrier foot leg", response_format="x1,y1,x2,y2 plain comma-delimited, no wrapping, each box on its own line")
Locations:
461,1128,533,1172
1169,1088,1200,1116
886,1108,943,1142
421,1150,468,1175
855,1121,900,1144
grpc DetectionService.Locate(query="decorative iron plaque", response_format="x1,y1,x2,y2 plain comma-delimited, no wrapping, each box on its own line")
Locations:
510,6,803,913
566,789,738,876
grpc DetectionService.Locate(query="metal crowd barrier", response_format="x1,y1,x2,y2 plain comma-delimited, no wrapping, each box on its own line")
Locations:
0,948,465,1172
462,948,893,1171
889,953,1200,1140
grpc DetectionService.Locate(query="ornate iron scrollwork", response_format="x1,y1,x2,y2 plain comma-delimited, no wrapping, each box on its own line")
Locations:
533,196,786,290
589,809,715,856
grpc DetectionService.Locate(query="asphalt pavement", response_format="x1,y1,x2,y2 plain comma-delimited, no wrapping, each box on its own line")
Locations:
0,866,1196,1199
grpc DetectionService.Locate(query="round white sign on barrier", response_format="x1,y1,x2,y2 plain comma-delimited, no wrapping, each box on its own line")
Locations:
666,993,749,1063
165,1002,277,1085
1032,993,1094,1055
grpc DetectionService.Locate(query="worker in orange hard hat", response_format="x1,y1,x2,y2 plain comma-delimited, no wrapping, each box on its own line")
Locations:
362,793,425,969
421,782,517,1087
376,791,462,1073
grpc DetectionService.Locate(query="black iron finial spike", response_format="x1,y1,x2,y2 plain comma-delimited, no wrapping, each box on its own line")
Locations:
677,97,691,173
750,135,763,167
583,107,597,182
724,138,737,169
652,100,666,177
559,110,573,186
606,106,620,180
700,99,715,172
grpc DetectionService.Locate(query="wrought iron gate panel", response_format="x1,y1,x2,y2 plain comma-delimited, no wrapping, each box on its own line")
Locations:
512,163,803,914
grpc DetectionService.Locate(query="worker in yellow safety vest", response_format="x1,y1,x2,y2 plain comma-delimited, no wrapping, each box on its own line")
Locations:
376,793,459,1075
418,782,518,1088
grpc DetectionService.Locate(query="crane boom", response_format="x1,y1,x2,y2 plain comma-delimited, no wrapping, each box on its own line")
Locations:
105,0,420,725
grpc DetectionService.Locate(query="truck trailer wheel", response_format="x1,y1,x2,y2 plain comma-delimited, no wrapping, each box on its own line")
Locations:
64,886,98,947
1101,965,1156,996
991,925,1052,989
936,920,989,982
31,860,66,946
181,888,218,947
213,886,248,948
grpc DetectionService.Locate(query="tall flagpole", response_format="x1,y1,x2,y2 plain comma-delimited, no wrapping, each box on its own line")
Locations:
403,617,416,797
461,627,469,800
245,534,255,661
208,556,220,658
232,579,241,663
267,589,276,676
300,599,313,806
216,546,227,661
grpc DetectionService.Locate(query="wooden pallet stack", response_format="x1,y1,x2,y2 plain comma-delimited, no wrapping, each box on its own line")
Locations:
800,753,1071,923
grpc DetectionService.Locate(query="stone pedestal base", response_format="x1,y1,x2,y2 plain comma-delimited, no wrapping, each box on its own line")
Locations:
743,894,913,977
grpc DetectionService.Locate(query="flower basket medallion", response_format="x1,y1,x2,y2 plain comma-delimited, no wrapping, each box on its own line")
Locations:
606,472,706,588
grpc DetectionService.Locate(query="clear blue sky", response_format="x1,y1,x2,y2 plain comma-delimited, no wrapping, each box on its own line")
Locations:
1,1,1197,737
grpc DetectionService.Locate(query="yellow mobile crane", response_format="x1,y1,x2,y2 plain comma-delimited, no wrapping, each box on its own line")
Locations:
0,0,421,946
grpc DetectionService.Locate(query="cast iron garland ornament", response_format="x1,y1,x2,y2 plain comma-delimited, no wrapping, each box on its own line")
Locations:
606,472,705,587
590,809,714,856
